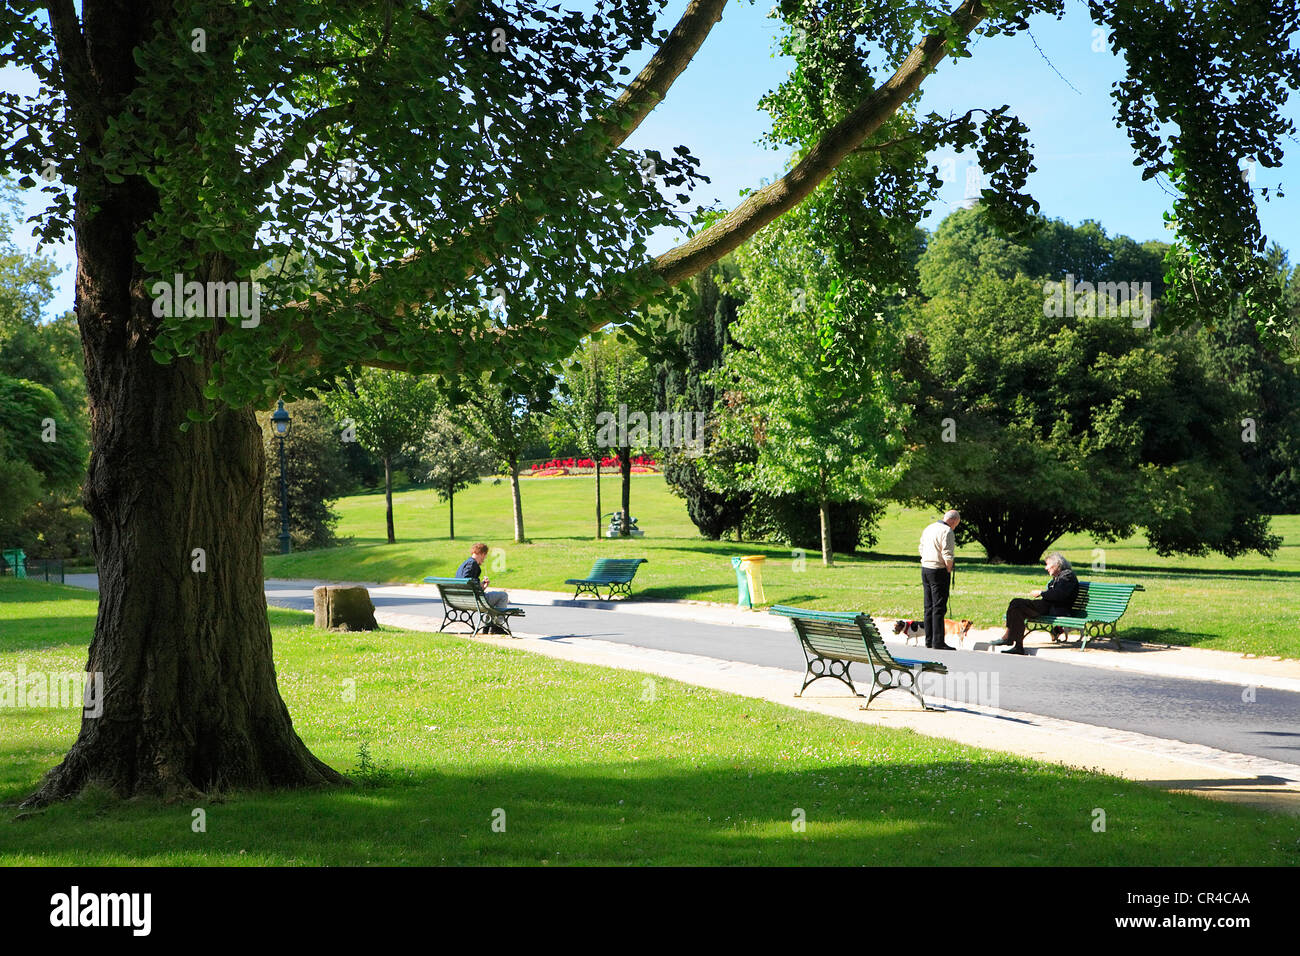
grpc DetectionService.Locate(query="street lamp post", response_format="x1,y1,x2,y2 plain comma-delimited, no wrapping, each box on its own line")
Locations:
271,400,292,555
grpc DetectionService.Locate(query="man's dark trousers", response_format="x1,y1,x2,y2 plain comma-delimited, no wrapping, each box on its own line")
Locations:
1005,597,1053,649
921,567,950,648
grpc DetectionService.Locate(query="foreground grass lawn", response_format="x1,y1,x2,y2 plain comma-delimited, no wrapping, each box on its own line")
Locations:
263,475,1300,659
2,579,1297,866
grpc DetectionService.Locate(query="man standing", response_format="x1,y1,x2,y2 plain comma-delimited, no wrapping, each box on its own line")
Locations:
456,542,510,610
918,510,960,650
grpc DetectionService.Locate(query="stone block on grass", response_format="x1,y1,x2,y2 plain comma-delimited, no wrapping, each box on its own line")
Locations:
313,585,378,631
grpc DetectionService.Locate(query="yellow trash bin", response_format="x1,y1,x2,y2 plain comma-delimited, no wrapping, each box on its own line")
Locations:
739,555,766,606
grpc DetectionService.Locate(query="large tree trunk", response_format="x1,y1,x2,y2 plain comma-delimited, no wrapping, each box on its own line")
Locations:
447,485,455,540
28,275,342,804
25,0,342,807
383,455,395,544
509,453,525,543
594,459,602,539
971,512,1060,565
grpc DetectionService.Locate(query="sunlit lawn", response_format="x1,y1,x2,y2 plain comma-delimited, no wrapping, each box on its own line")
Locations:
262,474,1300,659
2,578,1297,866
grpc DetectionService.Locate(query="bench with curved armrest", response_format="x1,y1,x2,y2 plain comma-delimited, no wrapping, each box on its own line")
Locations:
769,605,948,710
564,557,648,600
422,576,525,636
1024,581,1145,650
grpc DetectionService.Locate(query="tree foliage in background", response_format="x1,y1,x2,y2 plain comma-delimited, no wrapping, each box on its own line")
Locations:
552,336,611,538
595,332,657,537
323,369,440,544
0,183,90,555
896,264,1280,563
918,205,1168,301
420,408,497,540
1203,246,1300,513
652,262,752,540
712,197,908,566
258,399,352,553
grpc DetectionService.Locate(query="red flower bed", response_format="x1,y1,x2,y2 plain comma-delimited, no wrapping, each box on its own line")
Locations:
530,455,659,475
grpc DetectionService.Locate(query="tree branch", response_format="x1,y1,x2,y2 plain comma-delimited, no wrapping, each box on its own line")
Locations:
332,0,731,304
44,0,103,145
289,0,985,373
636,0,987,298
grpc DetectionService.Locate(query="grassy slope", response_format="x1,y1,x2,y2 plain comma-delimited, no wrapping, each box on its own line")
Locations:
2,578,1297,865
264,475,1300,659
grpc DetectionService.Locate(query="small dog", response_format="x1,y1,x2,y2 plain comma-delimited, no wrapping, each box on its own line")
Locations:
893,618,974,647
892,619,925,645
944,618,974,646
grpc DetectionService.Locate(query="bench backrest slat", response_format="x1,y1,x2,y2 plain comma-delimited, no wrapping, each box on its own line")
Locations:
579,558,647,582
424,576,489,612
1054,582,1143,617
794,619,871,660
772,605,903,670
1064,581,1143,621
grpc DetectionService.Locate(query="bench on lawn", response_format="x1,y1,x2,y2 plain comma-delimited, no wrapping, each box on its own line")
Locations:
422,576,526,637
564,557,648,600
1024,580,1145,650
770,605,949,710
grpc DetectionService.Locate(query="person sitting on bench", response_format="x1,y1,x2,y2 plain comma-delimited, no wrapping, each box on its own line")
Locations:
989,551,1078,655
456,542,510,610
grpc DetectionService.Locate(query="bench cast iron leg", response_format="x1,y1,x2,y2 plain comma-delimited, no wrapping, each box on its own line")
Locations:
796,655,860,697
863,666,929,711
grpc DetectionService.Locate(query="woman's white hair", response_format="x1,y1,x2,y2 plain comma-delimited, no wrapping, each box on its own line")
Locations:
1044,551,1072,572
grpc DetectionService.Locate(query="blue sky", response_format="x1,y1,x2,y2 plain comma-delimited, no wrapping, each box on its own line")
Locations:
7,0,1299,317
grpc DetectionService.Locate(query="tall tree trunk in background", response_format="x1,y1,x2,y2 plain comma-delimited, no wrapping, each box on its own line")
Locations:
383,455,395,544
448,484,455,540
819,496,834,567
619,446,632,536
509,452,525,542
595,459,602,538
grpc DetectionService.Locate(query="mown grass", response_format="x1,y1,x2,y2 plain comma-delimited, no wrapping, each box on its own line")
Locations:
2,578,1297,865
262,475,1300,659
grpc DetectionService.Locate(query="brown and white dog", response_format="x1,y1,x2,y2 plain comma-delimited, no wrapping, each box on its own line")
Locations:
944,618,974,646
893,618,974,647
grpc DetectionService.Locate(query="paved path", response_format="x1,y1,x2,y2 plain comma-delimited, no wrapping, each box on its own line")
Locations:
256,580,1300,771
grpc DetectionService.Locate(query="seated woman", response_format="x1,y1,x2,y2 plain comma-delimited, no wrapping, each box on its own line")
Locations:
990,551,1078,655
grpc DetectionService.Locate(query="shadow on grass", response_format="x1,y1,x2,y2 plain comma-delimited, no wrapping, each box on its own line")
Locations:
0,581,98,604
1118,627,1225,648
0,604,313,654
3,758,1294,866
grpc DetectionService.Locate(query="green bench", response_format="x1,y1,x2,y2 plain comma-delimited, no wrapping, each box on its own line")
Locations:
564,557,648,600
422,577,526,637
1024,580,1145,650
770,605,949,710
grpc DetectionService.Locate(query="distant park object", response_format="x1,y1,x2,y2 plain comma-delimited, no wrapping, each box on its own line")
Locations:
565,558,649,600
312,585,378,631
